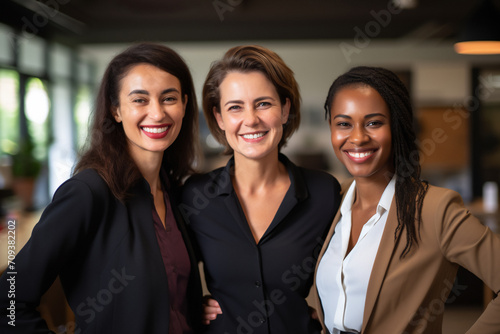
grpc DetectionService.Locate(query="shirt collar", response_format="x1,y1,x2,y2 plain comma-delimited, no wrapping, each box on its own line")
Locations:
341,176,396,216
378,176,396,212
214,153,308,201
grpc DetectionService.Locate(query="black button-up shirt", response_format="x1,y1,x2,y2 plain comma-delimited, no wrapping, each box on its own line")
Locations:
180,154,341,334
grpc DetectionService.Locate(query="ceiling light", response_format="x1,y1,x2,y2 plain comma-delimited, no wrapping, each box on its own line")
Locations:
454,0,500,55
391,0,418,10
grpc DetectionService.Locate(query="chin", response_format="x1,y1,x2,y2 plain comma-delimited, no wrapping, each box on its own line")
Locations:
240,150,273,160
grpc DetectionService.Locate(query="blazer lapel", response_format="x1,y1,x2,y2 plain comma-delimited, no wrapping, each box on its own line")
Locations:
361,198,400,331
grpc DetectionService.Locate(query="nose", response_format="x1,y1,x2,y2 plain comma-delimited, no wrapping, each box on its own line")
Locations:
149,100,165,121
243,109,260,127
349,125,369,145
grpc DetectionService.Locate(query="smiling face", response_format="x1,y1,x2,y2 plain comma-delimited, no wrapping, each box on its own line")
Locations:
329,85,394,180
214,71,290,161
113,63,186,163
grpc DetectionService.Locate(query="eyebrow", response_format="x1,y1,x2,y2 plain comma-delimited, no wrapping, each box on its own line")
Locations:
223,96,276,107
333,112,388,120
128,88,180,96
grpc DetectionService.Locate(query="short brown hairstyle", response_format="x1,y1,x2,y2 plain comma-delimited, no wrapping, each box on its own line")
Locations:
202,45,301,154
74,43,199,200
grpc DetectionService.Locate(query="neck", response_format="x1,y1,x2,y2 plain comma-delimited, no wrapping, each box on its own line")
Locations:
353,172,393,210
132,151,163,193
233,152,286,193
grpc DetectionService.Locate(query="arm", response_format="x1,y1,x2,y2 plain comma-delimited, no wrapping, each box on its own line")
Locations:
0,176,99,333
436,189,500,334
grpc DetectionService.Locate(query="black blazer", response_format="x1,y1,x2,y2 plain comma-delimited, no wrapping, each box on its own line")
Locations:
0,169,203,333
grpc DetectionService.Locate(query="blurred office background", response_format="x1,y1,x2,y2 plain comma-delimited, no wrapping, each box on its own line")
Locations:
0,0,499,332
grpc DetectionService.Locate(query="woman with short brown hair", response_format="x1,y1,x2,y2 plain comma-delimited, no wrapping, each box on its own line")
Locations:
181,45,340,334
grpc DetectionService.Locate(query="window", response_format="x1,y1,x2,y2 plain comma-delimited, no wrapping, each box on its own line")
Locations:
0,69,19,156
75,85,92,149
25,77,50,161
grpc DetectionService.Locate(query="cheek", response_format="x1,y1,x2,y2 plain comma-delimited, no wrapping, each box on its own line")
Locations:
120,108,141,123
174,109,185,122
330,130,343,147
270,113,284,124
223,115,241,132
381,133,392,153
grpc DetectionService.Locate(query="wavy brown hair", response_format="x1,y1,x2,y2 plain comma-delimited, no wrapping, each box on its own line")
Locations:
202,45,301,154
74,43,199,200
324,66,428,258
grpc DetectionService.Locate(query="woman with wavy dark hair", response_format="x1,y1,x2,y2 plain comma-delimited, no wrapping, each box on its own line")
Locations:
314,66,500,334
180,45,341,333
0,43,203,333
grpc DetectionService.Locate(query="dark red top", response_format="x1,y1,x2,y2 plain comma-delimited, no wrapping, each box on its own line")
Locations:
152,186,193,334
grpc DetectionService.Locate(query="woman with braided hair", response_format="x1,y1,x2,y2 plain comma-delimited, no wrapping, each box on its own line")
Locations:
313,66,500,334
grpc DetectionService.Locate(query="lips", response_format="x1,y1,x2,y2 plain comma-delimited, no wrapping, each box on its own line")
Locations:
141,124,170,139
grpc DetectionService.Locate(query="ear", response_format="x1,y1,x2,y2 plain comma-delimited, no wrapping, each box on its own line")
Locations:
281,98,291,124
213,107,225,130
112,106,122,123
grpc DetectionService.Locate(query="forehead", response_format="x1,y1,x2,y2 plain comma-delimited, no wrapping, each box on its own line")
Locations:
219,71,277,98
119,63,181,90
331,85,389,116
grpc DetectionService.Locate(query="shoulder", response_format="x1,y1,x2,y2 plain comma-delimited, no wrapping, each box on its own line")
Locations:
181,167,232,202
422,184,464,210
425,183,460,197
71,169,108,189
418,184,471,235
35,169,114,240
282,154,340,194
54,169,112,203
182,166,229,193
297,166,341,194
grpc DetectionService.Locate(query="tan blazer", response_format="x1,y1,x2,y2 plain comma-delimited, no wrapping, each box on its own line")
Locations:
313,181,500,334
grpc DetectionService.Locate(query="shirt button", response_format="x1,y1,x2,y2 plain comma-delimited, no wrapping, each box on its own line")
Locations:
254,281,261,287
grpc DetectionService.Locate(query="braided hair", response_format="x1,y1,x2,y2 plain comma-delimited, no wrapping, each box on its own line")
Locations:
324,66,428,257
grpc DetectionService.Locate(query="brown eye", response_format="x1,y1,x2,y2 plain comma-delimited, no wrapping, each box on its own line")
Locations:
336,121,351,128
367,120,383,127
163,96,177,103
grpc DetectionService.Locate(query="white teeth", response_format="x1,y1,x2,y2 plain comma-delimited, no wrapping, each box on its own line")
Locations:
142,126,168,133
243,133,265,139
348,151,373,158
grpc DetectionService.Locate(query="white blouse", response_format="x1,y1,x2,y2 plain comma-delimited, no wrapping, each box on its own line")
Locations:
316,177,396,334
